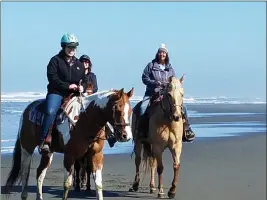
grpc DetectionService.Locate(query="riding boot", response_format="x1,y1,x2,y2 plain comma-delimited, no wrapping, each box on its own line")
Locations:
38,139,50,154
105,124,117,148
38,131,50,154
182,105,195,142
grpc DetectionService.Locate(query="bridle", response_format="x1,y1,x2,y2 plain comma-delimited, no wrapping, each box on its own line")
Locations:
158,86,182,122
111,102,131,134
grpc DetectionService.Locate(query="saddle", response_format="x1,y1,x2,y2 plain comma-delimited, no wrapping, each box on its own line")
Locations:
133,95,189,142
29,94,84,144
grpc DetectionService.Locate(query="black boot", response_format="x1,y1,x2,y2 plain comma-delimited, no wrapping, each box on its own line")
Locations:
38,140,50,154
105,124,117,148
107,135,117,148
184,125,196,142
182,105,196,142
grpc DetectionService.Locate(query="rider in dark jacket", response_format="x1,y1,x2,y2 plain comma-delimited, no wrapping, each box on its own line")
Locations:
38,33,88,154
139,43,195,141
79,54,98,93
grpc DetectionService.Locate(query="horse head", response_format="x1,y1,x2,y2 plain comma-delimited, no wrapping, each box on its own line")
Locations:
161,75,184,122
104,88,134,142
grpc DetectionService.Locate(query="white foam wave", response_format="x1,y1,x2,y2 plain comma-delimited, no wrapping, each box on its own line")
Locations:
1,91,266,104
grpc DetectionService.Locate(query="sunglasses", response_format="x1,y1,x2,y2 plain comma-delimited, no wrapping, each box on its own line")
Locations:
66,46,77,50
82,60,90,63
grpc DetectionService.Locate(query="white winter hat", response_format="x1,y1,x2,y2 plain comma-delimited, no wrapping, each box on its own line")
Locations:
158,43,168,54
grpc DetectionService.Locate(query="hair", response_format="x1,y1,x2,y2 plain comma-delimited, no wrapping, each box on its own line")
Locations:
152,50,170,65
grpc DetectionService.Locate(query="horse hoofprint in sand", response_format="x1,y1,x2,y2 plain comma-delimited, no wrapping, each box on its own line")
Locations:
4,88,134,200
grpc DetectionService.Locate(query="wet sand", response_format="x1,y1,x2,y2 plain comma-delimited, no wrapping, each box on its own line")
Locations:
1,104,266,200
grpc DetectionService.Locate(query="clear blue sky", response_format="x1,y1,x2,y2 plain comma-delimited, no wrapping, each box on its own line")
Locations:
2,2,266,99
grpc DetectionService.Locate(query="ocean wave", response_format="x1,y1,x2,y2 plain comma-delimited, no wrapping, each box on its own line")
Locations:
1,91,266,104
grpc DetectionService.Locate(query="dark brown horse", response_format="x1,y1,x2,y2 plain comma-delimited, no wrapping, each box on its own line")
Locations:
4,88,134,200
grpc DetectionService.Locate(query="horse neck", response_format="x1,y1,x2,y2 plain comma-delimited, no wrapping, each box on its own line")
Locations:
73,102,108,140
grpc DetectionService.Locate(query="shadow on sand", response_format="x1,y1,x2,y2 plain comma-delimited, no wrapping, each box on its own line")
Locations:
1,185,156,199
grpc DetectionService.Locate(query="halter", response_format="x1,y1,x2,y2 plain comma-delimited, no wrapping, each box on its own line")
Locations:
158,86,182,122
111,102,130,131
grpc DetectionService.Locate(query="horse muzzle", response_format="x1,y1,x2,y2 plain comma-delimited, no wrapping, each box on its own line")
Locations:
172,115,180,122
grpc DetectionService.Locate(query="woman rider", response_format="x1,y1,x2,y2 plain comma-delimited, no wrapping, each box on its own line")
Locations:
38,33,88,153
139,43,195,141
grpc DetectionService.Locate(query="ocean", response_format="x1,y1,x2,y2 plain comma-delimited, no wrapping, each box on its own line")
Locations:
1,92,266,155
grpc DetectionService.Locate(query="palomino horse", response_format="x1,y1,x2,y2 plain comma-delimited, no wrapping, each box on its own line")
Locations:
4,88,134,200
129,76,184,199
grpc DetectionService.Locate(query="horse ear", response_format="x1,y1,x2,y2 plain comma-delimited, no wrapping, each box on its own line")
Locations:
127,87,134,98
168,76,175,83
179,74,185,84
117,88,124,98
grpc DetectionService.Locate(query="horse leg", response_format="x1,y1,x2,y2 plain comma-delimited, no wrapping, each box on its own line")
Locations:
36,152,53,200
74,159,81,192
153,147,164,199
167,145,182,199
20,147,33,200
149,156,157,193
85,156,92,191
81,157,88,189
91,151,104,200
129,141,142,192
63,157,75,200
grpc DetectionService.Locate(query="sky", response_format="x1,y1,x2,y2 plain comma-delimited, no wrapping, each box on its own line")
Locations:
1,2,266,99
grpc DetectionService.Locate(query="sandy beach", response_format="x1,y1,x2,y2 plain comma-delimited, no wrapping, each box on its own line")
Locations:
1,104,266,200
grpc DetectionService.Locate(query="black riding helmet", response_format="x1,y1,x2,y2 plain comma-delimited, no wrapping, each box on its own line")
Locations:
79,54,91,62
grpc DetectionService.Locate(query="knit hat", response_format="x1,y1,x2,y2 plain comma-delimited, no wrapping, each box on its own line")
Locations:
158,43,168,54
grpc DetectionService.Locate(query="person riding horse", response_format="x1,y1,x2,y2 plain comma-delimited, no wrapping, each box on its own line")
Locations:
138,43,195,141
79,54,98,94
38,33,88,154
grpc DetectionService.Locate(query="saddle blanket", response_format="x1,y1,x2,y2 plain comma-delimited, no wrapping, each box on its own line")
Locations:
28,99,46,126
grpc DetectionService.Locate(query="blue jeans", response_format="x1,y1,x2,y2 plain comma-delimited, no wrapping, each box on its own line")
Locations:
40,94,63,142
139,96,150,116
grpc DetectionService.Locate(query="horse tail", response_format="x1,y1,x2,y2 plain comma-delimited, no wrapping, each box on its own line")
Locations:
4,115,23,194
141,141,152,175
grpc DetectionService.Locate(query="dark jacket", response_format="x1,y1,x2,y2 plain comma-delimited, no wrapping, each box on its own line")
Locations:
142,61,176,96
86,72,98,93
47,50,88,97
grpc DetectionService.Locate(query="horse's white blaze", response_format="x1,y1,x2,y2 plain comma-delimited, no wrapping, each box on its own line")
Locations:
21,147,32,199
93,167,103,200
37,154,53,200
64,168,73,189
123,103,132,140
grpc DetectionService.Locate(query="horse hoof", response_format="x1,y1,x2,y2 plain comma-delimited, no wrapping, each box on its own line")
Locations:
150,187,156,193
158,193,164,198
129,187,138,192
168,191,175,199
129,182,139,192
129,185,139,192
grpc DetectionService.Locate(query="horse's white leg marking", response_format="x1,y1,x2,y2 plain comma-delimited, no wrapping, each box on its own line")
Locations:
21,147,32,199
123,103,132,140
36,153,54,200
92,166,103,200
64,168,73,189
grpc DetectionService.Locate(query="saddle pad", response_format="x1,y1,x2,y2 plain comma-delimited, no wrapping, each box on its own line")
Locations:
28,99,46,126
62,96,83,125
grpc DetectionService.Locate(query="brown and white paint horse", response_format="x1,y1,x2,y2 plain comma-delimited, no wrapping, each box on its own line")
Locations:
73,83,113,192
129,76,185,199
4,88,134,200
